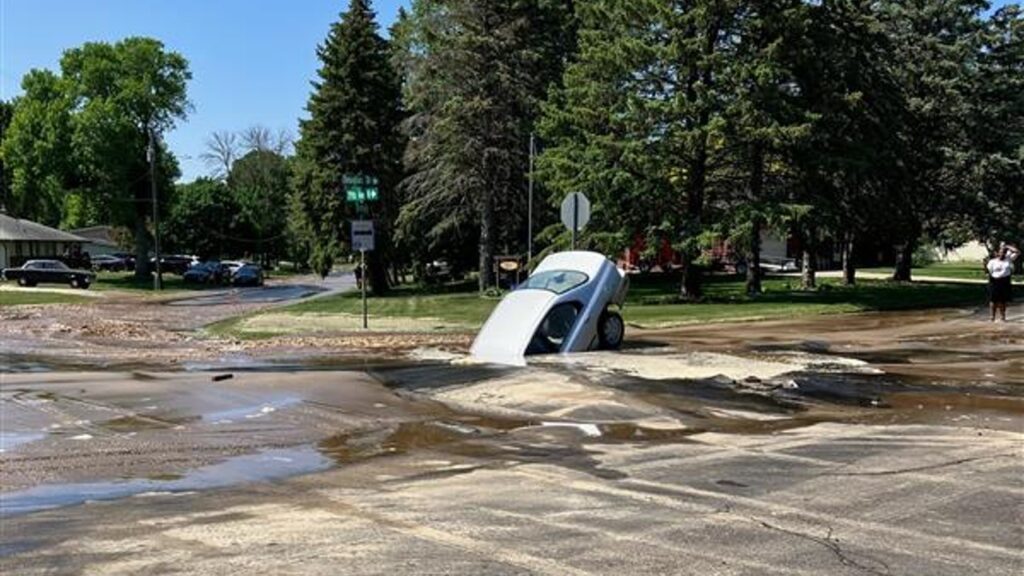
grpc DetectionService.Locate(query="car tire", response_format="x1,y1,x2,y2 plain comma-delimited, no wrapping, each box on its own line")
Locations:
598,309,625,350
70,278,80,289
17,277,28,287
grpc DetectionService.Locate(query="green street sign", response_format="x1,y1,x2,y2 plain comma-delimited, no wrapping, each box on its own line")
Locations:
346,187,379,202
343,175,379,203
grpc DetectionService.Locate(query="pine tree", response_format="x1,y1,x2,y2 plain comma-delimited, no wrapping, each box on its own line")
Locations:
791,0,904,286
964,5,1024,251
721,0,814,294
878,0,987,282
293,0,404,293
395,0,574,291
539,0,743,298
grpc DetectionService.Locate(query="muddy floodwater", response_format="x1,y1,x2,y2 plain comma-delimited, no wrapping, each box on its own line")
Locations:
1,301,1022,575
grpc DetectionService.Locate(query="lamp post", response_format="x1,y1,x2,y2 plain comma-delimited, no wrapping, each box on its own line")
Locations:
147,127,163,290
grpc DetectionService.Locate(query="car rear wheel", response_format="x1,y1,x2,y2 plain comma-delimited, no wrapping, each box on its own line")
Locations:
17,277,29,287
598,309,625,350
70,278,80,288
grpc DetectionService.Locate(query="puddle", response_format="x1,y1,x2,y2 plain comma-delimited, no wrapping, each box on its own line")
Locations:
0,447,331,517
100,415,187,433
164,285,323,307
202,395,304,424
0,432,46,454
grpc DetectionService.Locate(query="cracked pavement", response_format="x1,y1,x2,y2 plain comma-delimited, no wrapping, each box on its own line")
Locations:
1,303,1022,575
2,422,1020,575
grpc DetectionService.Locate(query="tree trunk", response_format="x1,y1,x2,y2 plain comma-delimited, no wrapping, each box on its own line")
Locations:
680,254,703,300
745,143,765,296
367,216,392,296
801,248,816,290
678,135,707,300
747,218,763,295
892,237,916,282
677,22,718,301
133,210,151,280
478,186,495,293
367,251,389,296
842,234,856,286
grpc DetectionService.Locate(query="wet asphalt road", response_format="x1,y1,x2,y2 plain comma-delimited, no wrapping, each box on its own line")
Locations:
0,305,1022,575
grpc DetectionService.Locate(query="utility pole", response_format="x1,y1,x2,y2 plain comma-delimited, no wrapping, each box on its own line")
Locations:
527,133,535,265
148,127,163,290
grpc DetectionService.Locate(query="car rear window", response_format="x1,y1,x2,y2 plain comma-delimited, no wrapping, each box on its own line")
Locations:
520,270,588,294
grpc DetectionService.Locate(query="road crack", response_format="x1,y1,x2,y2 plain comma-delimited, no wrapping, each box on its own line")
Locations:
821,452,1016,477
754,518,891,576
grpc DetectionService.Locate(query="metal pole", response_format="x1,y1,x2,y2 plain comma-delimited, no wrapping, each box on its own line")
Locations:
571,193,578,251
527,133,534,264
361,249,368,329
148,127,162,290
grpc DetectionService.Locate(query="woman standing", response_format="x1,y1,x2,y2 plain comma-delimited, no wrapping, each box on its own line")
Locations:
987,243,1019,322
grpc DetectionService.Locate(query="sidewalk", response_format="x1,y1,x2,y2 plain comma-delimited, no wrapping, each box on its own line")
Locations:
790,270,1021,286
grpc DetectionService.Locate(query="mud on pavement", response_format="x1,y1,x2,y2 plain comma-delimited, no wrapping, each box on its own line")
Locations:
1,302,1022,575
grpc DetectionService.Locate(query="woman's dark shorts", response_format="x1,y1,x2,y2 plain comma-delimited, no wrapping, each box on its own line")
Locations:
989,276,1013,304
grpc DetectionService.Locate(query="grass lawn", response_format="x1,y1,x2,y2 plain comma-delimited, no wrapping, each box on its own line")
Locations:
860,262,990,281
622,275,1000,327
0,289,91,306
213,273,1010,338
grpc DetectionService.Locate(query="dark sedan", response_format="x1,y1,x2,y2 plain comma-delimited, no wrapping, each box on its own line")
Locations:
154,255,198,275
2,259,96,289
231,264,264,287
182,261,227,285
91,254,129,272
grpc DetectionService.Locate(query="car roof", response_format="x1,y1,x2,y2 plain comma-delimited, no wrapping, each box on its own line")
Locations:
532,251,610,279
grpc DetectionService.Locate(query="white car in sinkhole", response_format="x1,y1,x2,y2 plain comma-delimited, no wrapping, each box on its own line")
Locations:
470,251,629,366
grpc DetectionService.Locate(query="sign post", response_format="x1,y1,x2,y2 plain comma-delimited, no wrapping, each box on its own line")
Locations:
350,220,375,330
360,249,367,329
344,174,378,329
560,192,591,250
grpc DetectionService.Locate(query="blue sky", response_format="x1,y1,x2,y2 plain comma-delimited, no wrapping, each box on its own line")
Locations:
1,1,1016,183
1,0,409,182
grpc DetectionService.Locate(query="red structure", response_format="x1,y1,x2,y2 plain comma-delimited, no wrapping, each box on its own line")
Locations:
619,235,682,272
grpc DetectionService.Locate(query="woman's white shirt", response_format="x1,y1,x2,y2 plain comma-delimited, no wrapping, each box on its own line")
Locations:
987,252,1017,279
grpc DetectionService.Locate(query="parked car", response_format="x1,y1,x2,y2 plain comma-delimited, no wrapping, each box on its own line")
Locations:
112,252,136,271
231,263,264,287
470,251,629,366
222,260,246,277
759,257,799,273
90,254,129,272
182,261,227,285
155,255,198,275
424,259,454,283
2,259,96,289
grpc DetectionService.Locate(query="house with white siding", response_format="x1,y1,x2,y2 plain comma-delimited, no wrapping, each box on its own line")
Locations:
0,211,89,270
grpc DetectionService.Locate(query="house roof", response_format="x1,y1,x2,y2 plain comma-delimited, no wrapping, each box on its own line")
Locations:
0,213,89,243
70,225,119,247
